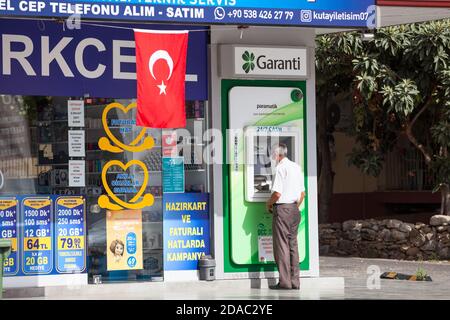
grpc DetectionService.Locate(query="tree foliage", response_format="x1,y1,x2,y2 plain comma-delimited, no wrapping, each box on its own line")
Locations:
316,18,450,216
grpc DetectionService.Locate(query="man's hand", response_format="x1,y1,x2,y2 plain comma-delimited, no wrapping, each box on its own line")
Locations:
296,192,306,208
266,192,281,214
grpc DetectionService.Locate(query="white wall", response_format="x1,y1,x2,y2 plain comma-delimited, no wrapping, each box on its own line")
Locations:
209,25,319,279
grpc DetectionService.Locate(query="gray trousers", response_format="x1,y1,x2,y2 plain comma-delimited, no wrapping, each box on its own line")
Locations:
273,203,301,288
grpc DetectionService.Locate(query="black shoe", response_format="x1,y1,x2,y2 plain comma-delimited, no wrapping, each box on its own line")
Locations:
292,286,300,290
269,283,292,290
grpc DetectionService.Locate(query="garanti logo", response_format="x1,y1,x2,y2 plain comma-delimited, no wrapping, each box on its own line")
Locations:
240,49,304,74
242,51,255,73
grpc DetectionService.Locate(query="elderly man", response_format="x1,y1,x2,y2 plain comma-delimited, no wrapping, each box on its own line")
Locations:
266,143,305,290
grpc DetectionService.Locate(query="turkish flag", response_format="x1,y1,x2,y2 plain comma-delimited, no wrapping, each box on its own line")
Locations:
134,29,189,128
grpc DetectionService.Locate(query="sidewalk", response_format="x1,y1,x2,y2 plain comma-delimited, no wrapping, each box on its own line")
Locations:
5,256,450,300
321,256,450,300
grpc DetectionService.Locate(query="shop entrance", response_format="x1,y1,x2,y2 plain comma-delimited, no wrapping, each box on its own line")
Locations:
0,95,209,283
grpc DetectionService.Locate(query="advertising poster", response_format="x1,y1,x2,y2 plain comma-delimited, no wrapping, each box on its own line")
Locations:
0,195,87,277
55,197,86,273
163,193,210,271
21,197,53,275
106,210,143,271
0,198,18,275
162,157,185,193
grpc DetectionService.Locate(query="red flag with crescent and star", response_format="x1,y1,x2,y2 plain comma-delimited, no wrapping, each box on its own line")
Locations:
134,29,189,128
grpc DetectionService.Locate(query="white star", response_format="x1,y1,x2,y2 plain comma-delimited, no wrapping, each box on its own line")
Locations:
157,81,167,95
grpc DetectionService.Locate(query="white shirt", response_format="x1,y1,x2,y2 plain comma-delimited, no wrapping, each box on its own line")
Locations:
271,157,305,204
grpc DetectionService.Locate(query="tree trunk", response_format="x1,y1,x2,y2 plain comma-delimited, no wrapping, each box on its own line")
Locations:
317,94,334,223
441,185,450,215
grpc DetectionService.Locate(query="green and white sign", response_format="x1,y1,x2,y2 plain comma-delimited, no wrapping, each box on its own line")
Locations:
220,46,309,79
222,80,310,273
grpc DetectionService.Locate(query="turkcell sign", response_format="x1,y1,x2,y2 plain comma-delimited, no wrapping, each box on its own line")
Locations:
0,0,376,28
0,19,208,99
234,46,308,78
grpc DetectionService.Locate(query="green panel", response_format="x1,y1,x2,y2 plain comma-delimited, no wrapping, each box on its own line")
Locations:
221,79,309,273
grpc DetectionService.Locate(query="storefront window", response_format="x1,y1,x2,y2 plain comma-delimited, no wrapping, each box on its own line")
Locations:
0,95,209,283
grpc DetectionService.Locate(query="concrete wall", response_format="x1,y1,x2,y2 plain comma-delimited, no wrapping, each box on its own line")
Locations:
332,132,379,194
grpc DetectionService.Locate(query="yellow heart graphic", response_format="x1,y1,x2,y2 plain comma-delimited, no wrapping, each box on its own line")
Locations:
99,102,154,153
98,160,154,210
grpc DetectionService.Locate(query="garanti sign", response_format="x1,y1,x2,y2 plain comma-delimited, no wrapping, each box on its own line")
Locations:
0,0,376,27
220,45,309,79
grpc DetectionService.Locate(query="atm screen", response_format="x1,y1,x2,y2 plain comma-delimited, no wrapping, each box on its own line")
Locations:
252,136,295,196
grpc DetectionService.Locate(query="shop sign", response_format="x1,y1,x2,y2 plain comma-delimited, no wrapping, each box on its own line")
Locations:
163,193,210,271
0,0,376,28
237,46,308,78
221,45,309,79
0,19,208,100
0,195,87,277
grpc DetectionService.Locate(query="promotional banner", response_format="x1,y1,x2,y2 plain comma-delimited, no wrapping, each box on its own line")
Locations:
55,197,86,273
163,193,210,270
0,0,376,27
0,195,86,277
0,199,18,275
106,209,143,271
0,19,208,100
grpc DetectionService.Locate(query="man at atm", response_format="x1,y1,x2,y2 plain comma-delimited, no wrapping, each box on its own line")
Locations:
266,143,305,290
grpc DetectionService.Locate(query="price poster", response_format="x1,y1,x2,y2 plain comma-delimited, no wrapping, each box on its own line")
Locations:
162,157,185,193
55,197,86,273
0,199,18,275
21,197,53,275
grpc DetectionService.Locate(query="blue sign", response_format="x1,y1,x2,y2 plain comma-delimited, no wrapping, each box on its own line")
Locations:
163,193,210,271
0,0,376,27
55,197,86,273
0,199,18,276
163,157,185,194
0,195,87,277
0,18,208,100
22,197,53,275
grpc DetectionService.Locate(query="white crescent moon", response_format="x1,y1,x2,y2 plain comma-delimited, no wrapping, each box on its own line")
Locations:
148,50,174,81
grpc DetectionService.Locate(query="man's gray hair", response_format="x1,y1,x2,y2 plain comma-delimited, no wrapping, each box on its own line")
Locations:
271,143,288,157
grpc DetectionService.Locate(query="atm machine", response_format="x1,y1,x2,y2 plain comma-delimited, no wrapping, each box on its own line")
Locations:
224,82,308,272
244,126,301,203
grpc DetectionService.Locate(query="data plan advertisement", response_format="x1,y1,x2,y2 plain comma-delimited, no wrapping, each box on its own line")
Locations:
106,210,143,271
0,195,86,277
